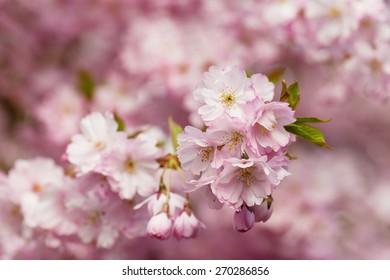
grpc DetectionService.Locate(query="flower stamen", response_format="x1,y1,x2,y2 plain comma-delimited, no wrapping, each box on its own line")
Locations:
126,159,135,173
223,131,244,151
198,146,214,162
237,167,256,187
32,183,42,193
220,88,236,108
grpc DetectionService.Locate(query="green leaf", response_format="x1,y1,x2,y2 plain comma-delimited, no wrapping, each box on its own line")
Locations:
77,70,94,101
114,113,125,132
285,123,331,149
280,80,300,110
295,117,331,124
168,116,183,152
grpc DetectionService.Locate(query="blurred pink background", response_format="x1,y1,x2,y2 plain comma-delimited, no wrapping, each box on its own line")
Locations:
1,0,390,259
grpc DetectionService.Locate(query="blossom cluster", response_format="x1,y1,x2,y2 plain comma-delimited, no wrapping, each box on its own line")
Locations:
65,111,204,241
1,0,389,260
0,112,204,259
1,0,390,167
178,66,296,232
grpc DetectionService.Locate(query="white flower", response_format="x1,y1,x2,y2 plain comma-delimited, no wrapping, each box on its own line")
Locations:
103,138,161,199
194,66,255,122
66,112,125,174
305,0,360,44
250,73,275,102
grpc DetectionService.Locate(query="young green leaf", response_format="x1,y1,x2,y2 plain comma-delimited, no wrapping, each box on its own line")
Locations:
280,80,300,110
77,70,95,101
245,70,252,78
114,113,126,132
168,116,183,152
285,123,331,149
295,117,331,124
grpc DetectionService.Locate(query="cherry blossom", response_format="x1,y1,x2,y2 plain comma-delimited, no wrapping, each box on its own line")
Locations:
211,157,280,209
194,66,255,122
177,126,216,175
246,100,296,152
102,137,161,199
173,211,204,239
146,212,173,240
66,112,126,174
233,205,255,232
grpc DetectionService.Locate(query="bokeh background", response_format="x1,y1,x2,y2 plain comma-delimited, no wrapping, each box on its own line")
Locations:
1,0,390,259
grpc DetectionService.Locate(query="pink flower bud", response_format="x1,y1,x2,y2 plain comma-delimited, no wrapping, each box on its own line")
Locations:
233,205,255,232
253,199,274,223
173,211,204,239
146,212,172,240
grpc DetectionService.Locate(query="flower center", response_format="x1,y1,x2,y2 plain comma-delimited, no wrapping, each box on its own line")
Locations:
237,166,256,187
328,7,341,18
32,183,42,193
223,131,244,151
9,204,21,219
94,141,106,151
126,159,135,173
87,211,101,225
370,59,382,72
220,89,236,108
198,146,214,162
259,125,269,135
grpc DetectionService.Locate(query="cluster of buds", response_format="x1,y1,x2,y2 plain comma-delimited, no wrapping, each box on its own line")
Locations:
136,155,204,240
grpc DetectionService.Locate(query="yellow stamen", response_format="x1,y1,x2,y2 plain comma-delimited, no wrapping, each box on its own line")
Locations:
220,89,236,108
87,211,101,225
259,125,269,135
32,184,42,193
223,131,244,151
328,7,341,18
237,167,256,187
198,146,214,162
126,159,135,173
94,141,106,151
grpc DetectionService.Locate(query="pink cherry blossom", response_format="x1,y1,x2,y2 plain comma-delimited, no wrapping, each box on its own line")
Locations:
65,189,121,249
250,73,275,102
7,157,64,206
35,84,86,144
173,211,204,239
21,177,77,235
246,100,296,152
177,126,217,175
206,117,247,168
102,137,161,199
194,66,255,122
146,212,173,240
66,112,126,174
304,0,361,45
252,199,274,223
136,192,186,219
211,157,281,209
233,205,255,232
